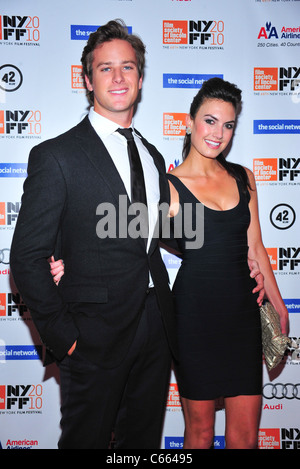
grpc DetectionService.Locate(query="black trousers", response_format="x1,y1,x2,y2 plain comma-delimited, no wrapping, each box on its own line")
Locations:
57,289,172,449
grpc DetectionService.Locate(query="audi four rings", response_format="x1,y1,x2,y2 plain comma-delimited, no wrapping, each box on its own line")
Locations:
263,383,300,400
0,248,10,265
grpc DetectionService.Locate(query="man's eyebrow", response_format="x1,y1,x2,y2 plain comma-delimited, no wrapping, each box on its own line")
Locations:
96,60,137,67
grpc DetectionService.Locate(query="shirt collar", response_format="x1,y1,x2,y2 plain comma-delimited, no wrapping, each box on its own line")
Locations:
88,107,135,139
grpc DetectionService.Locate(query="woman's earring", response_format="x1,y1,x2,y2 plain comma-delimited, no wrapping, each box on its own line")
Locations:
186,127,192,135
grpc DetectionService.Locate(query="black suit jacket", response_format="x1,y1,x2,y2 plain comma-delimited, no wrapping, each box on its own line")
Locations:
10,116,177,367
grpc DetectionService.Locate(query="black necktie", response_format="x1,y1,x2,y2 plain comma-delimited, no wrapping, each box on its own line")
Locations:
117,127,148,239
117,128,147,206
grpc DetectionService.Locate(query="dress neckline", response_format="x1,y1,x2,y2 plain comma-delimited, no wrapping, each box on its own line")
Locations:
167,173,241,213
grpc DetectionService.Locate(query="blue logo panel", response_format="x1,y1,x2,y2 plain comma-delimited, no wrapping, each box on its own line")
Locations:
254,120,300,134
163,73,223,88
71,25,132,40
285,299,300,313
0,163,27,177
0,345,42,360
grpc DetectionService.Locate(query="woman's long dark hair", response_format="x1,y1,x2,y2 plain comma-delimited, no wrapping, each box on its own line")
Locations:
182,77,251,192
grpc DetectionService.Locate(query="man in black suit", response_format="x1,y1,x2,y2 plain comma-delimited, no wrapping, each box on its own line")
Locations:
10,20,177,449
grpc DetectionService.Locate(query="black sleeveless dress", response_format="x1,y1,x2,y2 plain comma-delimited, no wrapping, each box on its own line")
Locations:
167,173,262,400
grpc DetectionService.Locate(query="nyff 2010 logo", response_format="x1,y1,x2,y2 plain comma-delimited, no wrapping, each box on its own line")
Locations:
0,384,43,411
0,110,41,137
253,158,300,184
254,67,300,93
0,293,28,318
163,20,224,48
267,247,300,273
0,16,40,42
0,202,20,227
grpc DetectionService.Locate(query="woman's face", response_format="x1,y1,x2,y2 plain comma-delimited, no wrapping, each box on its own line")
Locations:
188,98,236,160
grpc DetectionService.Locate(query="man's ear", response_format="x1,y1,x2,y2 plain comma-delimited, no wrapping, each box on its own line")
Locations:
138,74,143,90
85,75,93,92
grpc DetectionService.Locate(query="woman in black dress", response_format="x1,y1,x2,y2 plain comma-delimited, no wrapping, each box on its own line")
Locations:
167,78,289,449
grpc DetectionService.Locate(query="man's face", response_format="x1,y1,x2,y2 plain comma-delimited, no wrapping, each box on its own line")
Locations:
85,39,143,125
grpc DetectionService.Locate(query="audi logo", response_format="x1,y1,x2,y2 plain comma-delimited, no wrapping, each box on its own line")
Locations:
0,249,10,265
263,383,300,400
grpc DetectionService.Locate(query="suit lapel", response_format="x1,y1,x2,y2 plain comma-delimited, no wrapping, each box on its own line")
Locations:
76,117,169,254
76,116,129,204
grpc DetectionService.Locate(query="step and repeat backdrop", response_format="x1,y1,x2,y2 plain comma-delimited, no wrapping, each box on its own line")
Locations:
0,0,299,450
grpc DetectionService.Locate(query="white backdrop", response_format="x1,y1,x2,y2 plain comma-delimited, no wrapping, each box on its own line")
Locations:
0,0,299,450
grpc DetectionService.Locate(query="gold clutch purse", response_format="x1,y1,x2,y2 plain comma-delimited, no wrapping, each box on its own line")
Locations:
260,301,292,371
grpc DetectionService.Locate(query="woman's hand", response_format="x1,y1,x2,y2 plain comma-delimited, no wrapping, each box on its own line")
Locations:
49,256,65,285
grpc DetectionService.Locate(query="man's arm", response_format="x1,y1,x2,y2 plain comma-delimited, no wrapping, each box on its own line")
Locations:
10,144,79,360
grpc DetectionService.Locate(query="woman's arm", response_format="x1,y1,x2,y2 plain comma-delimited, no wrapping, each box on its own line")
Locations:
246,168,289,335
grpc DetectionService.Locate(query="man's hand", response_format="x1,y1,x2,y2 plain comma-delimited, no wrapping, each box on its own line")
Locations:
248,258,265,306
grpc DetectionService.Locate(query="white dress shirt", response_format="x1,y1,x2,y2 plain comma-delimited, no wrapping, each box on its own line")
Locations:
88,108,160,286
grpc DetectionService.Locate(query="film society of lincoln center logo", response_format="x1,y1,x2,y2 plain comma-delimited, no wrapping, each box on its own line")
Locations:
71,65,84,91
163,20,224,48
167,383,181,411
163,113,187,138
